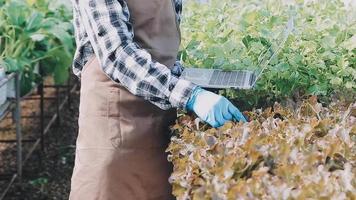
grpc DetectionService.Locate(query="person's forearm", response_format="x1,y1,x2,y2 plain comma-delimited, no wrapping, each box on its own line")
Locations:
74,0,196,110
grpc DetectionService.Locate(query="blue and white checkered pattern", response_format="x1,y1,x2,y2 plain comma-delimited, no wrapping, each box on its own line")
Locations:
71,0,196,110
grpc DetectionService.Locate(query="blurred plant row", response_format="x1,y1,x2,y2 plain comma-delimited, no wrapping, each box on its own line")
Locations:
180,0,356,109
0,0,74,95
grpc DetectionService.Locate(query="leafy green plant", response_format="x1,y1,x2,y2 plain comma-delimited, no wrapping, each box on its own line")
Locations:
180,0,356,108
0,0,74,95
29,177,49,193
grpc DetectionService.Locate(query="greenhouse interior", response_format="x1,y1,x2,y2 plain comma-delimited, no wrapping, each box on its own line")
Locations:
0,0,355,199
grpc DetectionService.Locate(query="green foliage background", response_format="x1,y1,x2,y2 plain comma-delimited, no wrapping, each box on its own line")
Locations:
0,0,74,95
180,0,356,109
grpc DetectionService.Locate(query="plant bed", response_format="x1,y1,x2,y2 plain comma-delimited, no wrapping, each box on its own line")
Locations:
0,76,79,200
167,98,356,199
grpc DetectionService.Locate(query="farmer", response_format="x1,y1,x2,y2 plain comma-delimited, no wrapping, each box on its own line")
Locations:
69,0,246,199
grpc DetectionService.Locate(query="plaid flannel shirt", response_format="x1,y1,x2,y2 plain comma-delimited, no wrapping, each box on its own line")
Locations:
71,0,196,110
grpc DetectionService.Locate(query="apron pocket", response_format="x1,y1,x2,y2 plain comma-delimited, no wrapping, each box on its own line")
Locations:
108,87,122,148
108,88,121,117
109,117,122,148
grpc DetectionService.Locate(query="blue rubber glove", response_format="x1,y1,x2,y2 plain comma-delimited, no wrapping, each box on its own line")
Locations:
186,87,247,127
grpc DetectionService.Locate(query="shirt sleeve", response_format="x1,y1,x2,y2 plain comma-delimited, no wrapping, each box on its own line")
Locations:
76,0,196,110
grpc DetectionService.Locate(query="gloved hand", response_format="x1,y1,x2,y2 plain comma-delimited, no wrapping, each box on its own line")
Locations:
186,87,247,127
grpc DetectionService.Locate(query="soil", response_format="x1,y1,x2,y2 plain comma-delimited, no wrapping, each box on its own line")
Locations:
0,78,79,200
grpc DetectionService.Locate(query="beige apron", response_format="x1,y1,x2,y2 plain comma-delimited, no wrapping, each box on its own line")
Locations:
70,0,180,199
